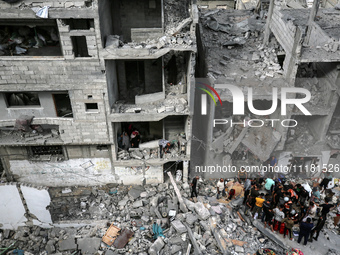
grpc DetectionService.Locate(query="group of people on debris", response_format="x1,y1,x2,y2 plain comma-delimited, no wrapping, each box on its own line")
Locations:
118,126,141,151
243,177,338,246
190,172,340,248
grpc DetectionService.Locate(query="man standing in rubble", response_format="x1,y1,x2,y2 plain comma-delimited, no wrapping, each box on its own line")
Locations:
191,176,200,199
298,218,314,246
253,193,265,220
216,178,225,199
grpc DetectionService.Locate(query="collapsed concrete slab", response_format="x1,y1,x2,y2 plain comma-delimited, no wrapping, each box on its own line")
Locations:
0,184,27,230
77,238,101,254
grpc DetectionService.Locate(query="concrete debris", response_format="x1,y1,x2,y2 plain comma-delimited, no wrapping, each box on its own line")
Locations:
1,178,340,254
171,220,187,234
117,134,187,161
117,84,188,114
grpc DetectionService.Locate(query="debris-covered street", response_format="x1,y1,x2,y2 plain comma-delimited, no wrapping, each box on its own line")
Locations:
1,175,340,254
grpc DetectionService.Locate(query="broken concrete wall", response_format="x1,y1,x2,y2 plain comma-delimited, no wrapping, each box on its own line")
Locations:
0,117,110,145
0,59,109,142
0,184,27,229
0,92,62,120
20,184,53,228
308,22,337,51
9,158,113,186
8,158,163,186
270,8,300,79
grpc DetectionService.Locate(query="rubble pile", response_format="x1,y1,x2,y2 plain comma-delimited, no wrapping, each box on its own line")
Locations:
285,118,316,154
327,134,340,149
106,31,194,51
164,0,190,33
117,147,159,161
2,177,340,254
201,9,286,83
1,179,287,254
114,84,188,114
117,135,187,161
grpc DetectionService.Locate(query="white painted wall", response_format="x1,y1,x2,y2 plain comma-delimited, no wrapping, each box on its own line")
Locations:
10,158,114,186
20,185,53,228
10,158,163,186
114,166,163,185
0,184,27,229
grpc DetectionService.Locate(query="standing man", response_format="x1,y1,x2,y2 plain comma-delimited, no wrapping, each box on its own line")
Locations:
264,178,275,193
297,218,314,246
243,178,252,205
309,216,326,242
282,216,294,240
191,176,200,199
320,197,335,219
273,205,285,232
253,193,265,220
216,178,225,199
270,155,278,167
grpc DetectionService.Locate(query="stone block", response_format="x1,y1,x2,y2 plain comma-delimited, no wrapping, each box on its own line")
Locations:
148,237,165,255
58,238,77,251
194,202,210,220
186,213,198,225
132,200,143,208
77,238,101,254
171,220,187,234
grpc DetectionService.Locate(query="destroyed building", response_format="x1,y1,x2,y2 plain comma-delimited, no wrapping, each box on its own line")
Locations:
193,1,340,179
0,0,198,186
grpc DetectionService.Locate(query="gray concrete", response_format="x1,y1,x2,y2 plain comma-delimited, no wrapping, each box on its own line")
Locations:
77,237,101,254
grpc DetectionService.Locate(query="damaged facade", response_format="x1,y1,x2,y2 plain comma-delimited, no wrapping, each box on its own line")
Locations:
0,0,198,186
193,0,340,179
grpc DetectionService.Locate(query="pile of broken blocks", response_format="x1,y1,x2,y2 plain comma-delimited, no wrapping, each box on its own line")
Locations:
1,175,288,255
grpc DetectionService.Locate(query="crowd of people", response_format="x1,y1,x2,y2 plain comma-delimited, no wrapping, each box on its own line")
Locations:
190,173,340,247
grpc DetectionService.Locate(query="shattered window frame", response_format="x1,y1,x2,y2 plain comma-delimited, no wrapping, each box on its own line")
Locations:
29,145,64,156
4,92,41,108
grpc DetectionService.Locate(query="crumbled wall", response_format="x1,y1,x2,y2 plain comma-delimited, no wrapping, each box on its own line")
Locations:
0,184,27,229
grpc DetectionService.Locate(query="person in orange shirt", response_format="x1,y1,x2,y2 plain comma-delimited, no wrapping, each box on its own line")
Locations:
253,193,265,219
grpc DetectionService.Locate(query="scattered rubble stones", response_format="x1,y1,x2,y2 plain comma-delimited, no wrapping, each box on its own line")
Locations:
1,179,339,254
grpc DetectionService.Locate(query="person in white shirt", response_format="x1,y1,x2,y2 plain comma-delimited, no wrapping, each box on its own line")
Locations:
216,178,225,199
272,205,285,232
308,202,317,221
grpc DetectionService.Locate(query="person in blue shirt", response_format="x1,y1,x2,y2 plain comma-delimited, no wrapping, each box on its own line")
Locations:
270,155,278,167
297,218,314,246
